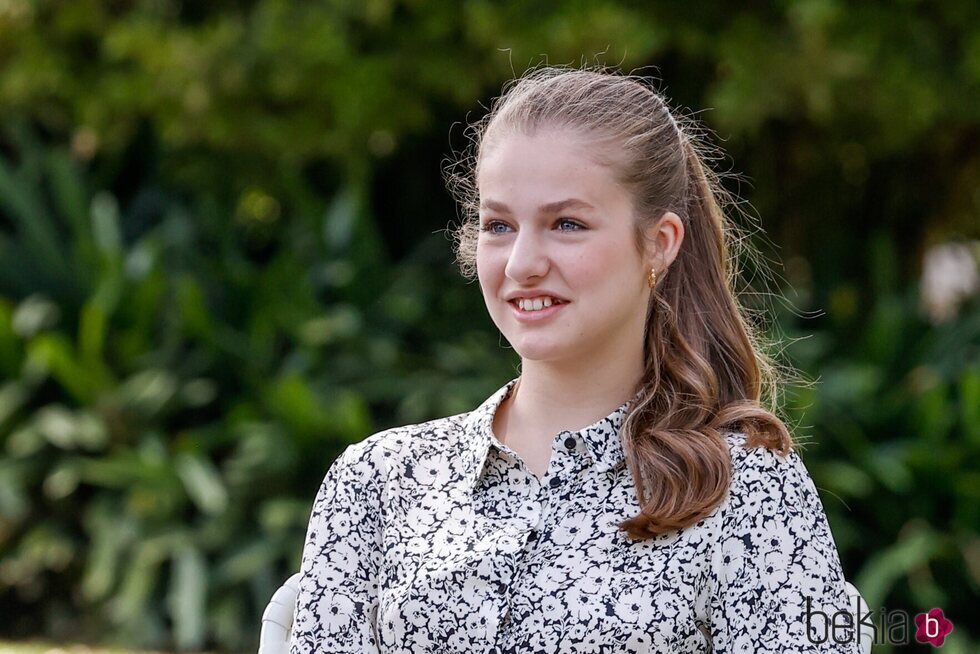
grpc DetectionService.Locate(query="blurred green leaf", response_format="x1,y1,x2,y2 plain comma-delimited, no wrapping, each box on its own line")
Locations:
854,520,944,609
174,452,228,516
167,545,208,650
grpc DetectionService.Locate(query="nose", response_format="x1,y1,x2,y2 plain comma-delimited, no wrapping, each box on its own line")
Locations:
504,229,550,282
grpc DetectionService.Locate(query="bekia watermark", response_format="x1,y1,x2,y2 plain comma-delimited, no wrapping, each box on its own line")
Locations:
915,608,955,648
806,596,955,647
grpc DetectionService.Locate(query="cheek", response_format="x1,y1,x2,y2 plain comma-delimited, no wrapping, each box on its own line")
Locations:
475,243,505,296
562,243,635,288
476,241,506,273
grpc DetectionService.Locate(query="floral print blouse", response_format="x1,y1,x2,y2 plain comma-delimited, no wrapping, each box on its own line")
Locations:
289,377,860,653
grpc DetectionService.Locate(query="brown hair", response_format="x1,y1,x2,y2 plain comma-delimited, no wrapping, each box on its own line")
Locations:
444,65,803,540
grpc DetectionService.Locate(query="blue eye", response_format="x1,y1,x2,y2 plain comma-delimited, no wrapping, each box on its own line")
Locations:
479,219,585,234
480,220,511,234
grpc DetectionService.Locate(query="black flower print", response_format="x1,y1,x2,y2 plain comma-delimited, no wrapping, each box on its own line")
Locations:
290,377,859,653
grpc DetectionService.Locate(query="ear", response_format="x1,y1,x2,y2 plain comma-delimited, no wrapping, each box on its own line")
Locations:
643,211,685,272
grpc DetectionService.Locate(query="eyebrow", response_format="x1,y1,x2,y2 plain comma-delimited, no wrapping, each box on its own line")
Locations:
479,198,595,214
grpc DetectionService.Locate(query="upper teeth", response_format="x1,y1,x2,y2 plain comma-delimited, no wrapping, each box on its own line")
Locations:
517,297,562,311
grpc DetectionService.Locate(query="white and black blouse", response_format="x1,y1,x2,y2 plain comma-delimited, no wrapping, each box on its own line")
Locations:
289,377,860,653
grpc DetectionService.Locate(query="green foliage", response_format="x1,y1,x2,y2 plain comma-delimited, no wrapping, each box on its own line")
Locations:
763,230,980,654
778,281,979,653
0,132,514,650
1,1,977,239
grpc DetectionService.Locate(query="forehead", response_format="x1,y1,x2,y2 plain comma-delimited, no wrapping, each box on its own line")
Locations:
477,128,628,211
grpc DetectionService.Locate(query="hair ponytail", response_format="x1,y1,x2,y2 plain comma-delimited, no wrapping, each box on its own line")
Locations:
446,66,801,539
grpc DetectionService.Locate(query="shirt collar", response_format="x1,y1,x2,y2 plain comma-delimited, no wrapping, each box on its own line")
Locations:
460,377,641,492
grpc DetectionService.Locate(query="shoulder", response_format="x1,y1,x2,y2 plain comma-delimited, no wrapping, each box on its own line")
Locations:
350,410,470,459
328,410,472,483
723,430,807,480
720,430,821,517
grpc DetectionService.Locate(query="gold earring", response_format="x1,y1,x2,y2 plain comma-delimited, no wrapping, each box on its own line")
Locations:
647,268,657,289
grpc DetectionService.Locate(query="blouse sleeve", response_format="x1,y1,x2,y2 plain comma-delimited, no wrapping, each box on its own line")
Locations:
289,442,384,653
706,443,860,653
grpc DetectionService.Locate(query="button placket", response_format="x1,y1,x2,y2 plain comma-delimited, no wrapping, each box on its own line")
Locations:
560,432,590,485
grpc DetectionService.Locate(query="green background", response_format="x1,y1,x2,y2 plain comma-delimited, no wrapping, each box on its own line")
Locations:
0,1,978,652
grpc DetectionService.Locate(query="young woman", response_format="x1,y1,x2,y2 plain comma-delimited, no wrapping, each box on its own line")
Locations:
289,67,860,653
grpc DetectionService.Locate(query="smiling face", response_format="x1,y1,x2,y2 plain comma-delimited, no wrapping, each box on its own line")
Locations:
475,127,654,367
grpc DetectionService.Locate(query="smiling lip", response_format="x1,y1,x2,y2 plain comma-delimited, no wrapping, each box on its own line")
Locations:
508,299,569,323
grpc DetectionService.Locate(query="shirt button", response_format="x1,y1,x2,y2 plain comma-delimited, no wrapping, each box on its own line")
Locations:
549,476,561,489
563,436,576,450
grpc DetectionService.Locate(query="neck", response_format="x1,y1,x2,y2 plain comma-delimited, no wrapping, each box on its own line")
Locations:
508,353,645,435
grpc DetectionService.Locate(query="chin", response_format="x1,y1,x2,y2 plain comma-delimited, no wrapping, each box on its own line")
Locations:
507,337,580,362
